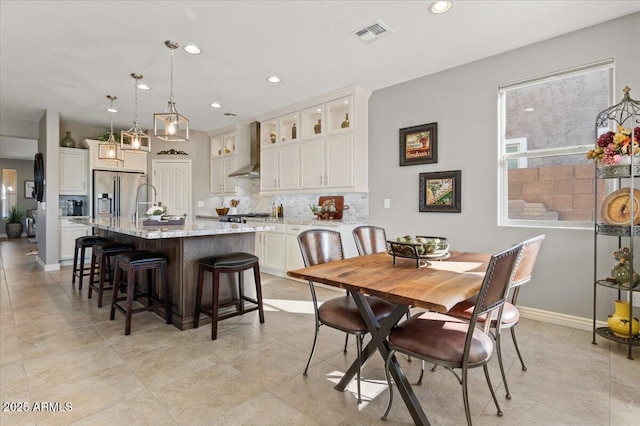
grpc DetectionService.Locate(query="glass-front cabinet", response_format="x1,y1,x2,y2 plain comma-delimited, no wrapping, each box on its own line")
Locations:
209,123,250,195
258,84,370,194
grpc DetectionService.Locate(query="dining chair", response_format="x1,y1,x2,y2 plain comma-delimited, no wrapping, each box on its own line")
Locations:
381,243,523,425
352,225,388,256
297,229,396,404
447,234,545,399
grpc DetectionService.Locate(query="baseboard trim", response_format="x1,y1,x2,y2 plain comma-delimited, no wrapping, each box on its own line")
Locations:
36,256,60,272
518,306,606,331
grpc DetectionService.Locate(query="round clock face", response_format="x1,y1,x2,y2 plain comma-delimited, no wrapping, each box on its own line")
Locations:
601,188,640,225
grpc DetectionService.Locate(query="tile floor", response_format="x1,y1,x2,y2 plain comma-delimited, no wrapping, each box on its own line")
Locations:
1,237,639,425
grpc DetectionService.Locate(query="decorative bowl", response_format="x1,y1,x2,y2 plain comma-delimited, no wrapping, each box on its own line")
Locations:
215,207,229,216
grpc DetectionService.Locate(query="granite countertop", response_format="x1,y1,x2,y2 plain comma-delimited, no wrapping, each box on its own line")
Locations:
74,217,276,239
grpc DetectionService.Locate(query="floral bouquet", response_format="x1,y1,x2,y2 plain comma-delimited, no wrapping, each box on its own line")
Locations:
146,203,168,217
587,125,640,165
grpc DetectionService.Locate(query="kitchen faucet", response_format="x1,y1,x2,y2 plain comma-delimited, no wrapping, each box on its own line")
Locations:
133,183,158,221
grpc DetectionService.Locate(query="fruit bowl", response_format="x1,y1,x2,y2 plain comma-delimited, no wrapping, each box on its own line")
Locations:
215,207,229,216
386,236,449,267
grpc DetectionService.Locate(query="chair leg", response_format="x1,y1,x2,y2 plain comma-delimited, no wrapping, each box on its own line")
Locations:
511,326,527,371
211,269,220,340
88,253,97,299
72,245,79,285
161,262,171,325
417,360,425,385
495,327,511,399
356,335,362,404
253,264,265,324
483,364,503,417
343,333,349,353
124,267,136,335
110,264,121,321
194,265,205,329
381,349,396,421
78,246,86,290
461,365,472,426
304,323,320,376
238,270,245,313
97,254,108,308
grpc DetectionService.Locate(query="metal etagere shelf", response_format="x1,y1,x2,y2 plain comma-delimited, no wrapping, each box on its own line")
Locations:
592,86,640,359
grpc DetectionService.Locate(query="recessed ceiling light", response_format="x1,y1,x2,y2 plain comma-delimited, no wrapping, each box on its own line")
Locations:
106,107,118,113
183,44,201,55
210,102,222,108
267,75,281,83
136,83,150,91
428,1,452,14
524,107,535,112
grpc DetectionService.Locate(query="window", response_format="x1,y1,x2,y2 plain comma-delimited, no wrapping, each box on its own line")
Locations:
498,60,613,229
2,168,17,218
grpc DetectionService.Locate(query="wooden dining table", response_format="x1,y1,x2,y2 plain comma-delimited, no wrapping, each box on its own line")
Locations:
287,250,491,426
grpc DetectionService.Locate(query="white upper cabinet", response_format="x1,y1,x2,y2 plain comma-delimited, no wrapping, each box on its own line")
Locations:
257,84,370,194
83,139,147,174
59,147,88,195
208,123,250,195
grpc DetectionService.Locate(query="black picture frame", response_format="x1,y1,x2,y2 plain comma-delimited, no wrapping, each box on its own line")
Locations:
24,180,35,199
419,170,461,213
399,122,438,166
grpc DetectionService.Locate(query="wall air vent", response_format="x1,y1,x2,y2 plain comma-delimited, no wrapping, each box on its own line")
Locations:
352,20,394,44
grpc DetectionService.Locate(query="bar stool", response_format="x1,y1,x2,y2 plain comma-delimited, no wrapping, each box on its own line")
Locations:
72,235,108,290
194,252,264,340
110,250,172,335
88,241,134,307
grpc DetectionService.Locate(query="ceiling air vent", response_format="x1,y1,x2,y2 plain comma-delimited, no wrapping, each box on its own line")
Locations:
352,20,394,44
223,112,237,117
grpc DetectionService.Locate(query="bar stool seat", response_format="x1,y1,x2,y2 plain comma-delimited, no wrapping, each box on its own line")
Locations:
88,242,134,307
194,252,264,340
72,236,108,289
110,250,172,335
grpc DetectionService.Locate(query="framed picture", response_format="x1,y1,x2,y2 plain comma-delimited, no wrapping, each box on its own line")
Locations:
24,180,35,199
419,170,461,213
399,122,438,166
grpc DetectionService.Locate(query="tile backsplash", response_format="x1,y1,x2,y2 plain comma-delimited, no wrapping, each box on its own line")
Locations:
196,190,368,222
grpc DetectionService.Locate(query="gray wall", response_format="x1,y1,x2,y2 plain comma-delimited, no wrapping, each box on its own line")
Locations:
368,13,640,320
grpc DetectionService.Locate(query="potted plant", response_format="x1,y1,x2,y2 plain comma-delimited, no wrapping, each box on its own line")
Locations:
5,205,25,238
146,202,168,221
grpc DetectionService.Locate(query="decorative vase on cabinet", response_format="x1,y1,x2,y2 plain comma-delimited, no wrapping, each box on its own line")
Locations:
60,131,76,148
314,117,321,134
341,113,350,129
591,86,640,359
608,300,640,338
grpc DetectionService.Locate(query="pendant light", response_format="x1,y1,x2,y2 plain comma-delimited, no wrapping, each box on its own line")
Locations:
154,40,189,142
98,95,123,161
121,73,150,152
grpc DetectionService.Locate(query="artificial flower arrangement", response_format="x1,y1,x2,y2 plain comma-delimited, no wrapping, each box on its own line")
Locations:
587,124,640,165
146,203,168,217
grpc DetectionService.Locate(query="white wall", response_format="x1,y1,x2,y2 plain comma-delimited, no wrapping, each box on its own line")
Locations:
368,13,640,320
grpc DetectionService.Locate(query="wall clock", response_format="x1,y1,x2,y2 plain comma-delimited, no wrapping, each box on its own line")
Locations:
601,187,640,225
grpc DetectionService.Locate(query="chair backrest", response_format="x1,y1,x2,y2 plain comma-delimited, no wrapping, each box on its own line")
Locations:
511,234,545,287
352,225,387,255
298,229,344,267
470,243,523,334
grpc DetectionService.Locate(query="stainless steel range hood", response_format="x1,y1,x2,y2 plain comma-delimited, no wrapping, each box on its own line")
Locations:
228,122,260,179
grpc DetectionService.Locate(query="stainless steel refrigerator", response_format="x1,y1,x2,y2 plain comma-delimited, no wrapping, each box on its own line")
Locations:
92,170,147,218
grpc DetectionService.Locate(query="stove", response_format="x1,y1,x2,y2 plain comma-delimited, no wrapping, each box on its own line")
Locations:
218,213,270,223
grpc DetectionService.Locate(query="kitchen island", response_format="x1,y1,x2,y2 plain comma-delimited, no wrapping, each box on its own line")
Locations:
79,217,276,330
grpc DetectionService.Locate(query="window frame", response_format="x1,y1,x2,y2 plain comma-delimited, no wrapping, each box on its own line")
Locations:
497,59,614,230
